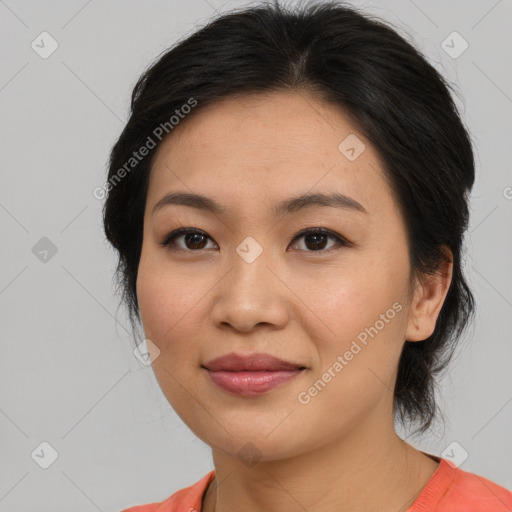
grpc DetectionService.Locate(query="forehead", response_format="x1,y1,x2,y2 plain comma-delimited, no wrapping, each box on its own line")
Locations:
147,91,394,219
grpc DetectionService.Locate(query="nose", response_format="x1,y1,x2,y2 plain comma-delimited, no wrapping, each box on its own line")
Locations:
209,249,290,333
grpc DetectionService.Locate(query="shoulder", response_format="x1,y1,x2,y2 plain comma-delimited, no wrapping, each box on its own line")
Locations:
441,463,512,511
121,470,215,512
411,458,512,512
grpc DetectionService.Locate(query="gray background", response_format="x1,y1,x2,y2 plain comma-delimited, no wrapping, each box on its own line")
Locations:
1,0,511,510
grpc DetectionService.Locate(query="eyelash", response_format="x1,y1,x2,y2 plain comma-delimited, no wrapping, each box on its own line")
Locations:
160,227,351,253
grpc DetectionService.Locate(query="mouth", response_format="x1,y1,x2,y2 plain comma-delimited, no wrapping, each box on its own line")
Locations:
202,352,307,396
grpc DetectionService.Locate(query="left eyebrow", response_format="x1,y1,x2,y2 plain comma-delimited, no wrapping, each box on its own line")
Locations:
272,191,367,217
151,190,368,217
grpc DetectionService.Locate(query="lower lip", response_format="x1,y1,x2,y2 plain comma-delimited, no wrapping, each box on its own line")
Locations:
204,369,303,396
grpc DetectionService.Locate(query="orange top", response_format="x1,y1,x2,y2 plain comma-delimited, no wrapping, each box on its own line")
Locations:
121,456,512,512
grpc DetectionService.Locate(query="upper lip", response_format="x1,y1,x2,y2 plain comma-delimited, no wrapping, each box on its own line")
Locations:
202,352,306,372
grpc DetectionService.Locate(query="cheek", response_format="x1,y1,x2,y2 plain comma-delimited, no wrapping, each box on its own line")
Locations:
136,254,213,362
293,277,406,438
299,255,409,398
300,259,406,338
135,258,206,412
136,255,186,348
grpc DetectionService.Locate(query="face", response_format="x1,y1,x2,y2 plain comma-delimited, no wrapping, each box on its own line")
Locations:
136,90,417,461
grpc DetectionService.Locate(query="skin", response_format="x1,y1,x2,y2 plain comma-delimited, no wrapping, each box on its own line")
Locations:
136,90,452,512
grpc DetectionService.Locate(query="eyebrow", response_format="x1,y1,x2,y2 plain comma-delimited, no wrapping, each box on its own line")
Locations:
152,190,367,218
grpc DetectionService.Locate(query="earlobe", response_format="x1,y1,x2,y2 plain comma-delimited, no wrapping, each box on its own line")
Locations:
405,247,453,342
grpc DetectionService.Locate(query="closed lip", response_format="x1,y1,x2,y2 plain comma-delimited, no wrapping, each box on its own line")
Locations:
202,352,306,372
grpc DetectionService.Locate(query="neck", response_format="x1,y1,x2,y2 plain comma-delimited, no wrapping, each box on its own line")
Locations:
202,413,439,512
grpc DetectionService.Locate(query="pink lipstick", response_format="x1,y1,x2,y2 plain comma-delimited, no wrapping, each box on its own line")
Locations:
202,352,306,396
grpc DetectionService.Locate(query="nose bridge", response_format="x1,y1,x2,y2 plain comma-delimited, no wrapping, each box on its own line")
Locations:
228,233,276,297
210,234,287,330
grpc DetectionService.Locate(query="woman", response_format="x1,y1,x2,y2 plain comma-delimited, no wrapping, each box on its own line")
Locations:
102,1,512,511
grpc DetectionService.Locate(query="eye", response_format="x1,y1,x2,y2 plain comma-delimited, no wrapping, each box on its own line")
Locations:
289,227,350,252
160,227,351,252
160,228,217,251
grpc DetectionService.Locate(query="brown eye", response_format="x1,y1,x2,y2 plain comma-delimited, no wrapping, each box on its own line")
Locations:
161,228,217,251
289,228,349,252
160,227,350,253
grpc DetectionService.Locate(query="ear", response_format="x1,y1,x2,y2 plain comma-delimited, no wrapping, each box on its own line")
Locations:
405,246,453,342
